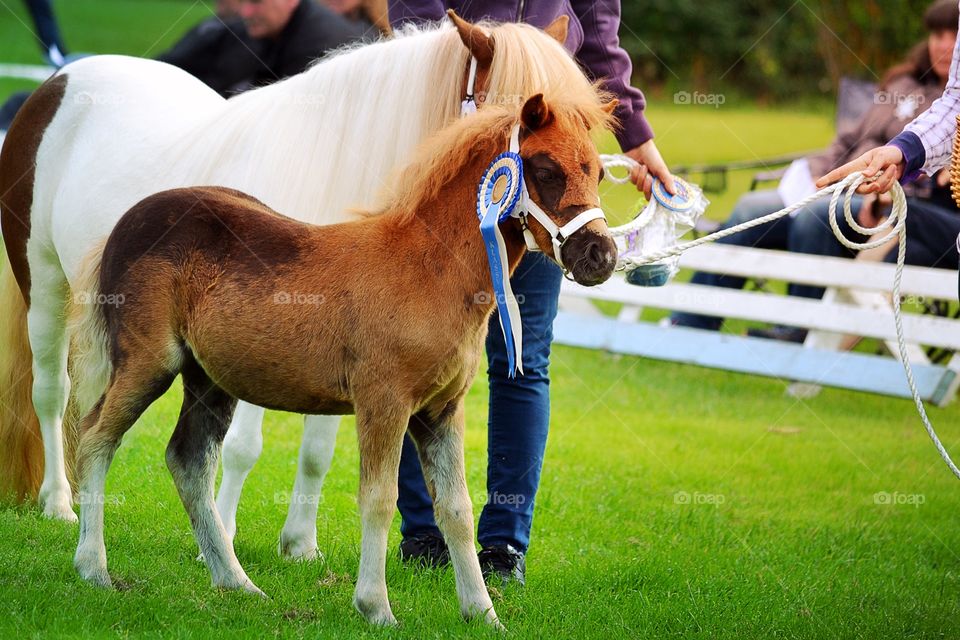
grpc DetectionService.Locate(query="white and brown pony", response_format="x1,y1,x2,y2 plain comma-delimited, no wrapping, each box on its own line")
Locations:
0,12,596,555
69,94,617,626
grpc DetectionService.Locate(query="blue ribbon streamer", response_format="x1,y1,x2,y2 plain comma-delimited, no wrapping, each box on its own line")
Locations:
477,153,525,377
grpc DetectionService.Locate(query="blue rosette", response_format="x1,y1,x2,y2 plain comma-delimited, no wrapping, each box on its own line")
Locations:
476,151,525,376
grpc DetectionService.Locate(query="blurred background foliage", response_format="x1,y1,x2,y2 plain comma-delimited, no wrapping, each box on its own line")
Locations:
621,0,935,103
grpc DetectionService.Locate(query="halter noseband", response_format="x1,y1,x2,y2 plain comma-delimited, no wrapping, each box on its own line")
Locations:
507,125,607,275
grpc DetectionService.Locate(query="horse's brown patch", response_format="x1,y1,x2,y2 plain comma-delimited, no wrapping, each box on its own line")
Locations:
0,73,68,306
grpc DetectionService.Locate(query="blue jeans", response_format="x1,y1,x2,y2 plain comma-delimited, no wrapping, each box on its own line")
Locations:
25,0,67,57
671,189,863,330
397,252,561,553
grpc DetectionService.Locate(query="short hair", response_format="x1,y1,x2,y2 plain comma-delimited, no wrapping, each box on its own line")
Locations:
925,0,959,33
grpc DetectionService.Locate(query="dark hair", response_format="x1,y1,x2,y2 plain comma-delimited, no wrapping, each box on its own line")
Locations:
925,0,959,32
881,1,958,88
881,41,941,88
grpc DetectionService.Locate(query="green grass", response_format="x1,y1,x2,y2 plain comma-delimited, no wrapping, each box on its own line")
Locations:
2,3,958,638
2,350,959,638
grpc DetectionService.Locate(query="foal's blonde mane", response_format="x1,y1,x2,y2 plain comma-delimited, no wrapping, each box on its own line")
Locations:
378,96,615,224
171,19,604,227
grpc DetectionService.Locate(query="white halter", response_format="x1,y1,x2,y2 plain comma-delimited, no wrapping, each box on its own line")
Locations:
507,125,607,274
461,56,607,274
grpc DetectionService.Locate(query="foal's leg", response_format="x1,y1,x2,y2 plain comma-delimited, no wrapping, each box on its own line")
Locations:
215,401,266,545
279,414,340,560
27,257,75,521
167,359,262,595
74,369,176,587
353,405,409,626
408,404,499,627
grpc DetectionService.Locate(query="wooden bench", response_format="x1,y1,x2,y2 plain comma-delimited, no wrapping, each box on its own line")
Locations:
554,243,960,406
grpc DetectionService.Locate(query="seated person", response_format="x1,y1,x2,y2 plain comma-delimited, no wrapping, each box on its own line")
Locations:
671,0,958,339
159,0,368,97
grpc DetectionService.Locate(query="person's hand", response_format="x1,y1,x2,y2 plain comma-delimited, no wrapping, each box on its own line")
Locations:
624,139,676,200
936,168,952,188
815,145,905,194
855,193,893,228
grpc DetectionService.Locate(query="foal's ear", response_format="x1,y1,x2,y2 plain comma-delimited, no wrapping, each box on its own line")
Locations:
447,9,494,67
521,94,553,131
543,15,569,45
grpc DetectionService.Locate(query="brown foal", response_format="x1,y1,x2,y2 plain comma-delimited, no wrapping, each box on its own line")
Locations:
70,93,617,627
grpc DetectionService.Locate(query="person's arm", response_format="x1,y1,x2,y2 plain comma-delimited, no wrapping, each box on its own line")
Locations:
388,0,445,28
570,0,674,195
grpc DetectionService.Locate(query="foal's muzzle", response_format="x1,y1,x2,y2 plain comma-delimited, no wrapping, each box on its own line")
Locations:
561,225,618,287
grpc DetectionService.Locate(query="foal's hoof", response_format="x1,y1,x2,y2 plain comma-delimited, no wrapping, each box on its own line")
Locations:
243,582,268,598
354,596,398,626
278,535,322,562
41,497,78,523
75,560,113,589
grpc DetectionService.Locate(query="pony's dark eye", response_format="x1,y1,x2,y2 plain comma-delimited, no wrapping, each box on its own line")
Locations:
535,168,556,183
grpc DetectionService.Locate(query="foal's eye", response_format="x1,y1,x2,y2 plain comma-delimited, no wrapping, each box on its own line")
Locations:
535,168,556,183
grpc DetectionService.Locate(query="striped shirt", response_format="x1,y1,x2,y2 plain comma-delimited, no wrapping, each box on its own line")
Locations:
891,4,960,177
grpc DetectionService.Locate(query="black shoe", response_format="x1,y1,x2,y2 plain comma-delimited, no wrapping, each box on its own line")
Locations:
747,325,808,344
478,544,525,586
399,532,449,567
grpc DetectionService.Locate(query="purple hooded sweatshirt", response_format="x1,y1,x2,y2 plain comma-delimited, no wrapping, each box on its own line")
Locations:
388,0,655,150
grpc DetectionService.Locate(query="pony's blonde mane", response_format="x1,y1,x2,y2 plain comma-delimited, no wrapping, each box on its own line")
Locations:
379,96,615,224
169,19,605,228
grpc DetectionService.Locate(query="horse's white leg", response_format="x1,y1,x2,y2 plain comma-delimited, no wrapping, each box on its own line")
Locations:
215,401,265,544
27,256,75,522
278,414,340,560
410,406,500,627
353,406,407,626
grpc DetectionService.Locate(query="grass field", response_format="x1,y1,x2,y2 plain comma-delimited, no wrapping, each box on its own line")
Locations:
2,2,960,639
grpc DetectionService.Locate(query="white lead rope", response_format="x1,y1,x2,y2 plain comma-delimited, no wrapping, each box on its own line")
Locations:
599,156,960,481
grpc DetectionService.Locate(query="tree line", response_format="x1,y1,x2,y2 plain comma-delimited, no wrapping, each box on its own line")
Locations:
621,0,935,101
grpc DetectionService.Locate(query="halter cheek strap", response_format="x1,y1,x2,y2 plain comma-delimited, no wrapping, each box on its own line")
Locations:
460,57,479,117
507,125,606,274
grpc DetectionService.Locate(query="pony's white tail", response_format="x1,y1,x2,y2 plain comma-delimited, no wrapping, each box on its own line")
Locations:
0,254,42,500
64,243,111,462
